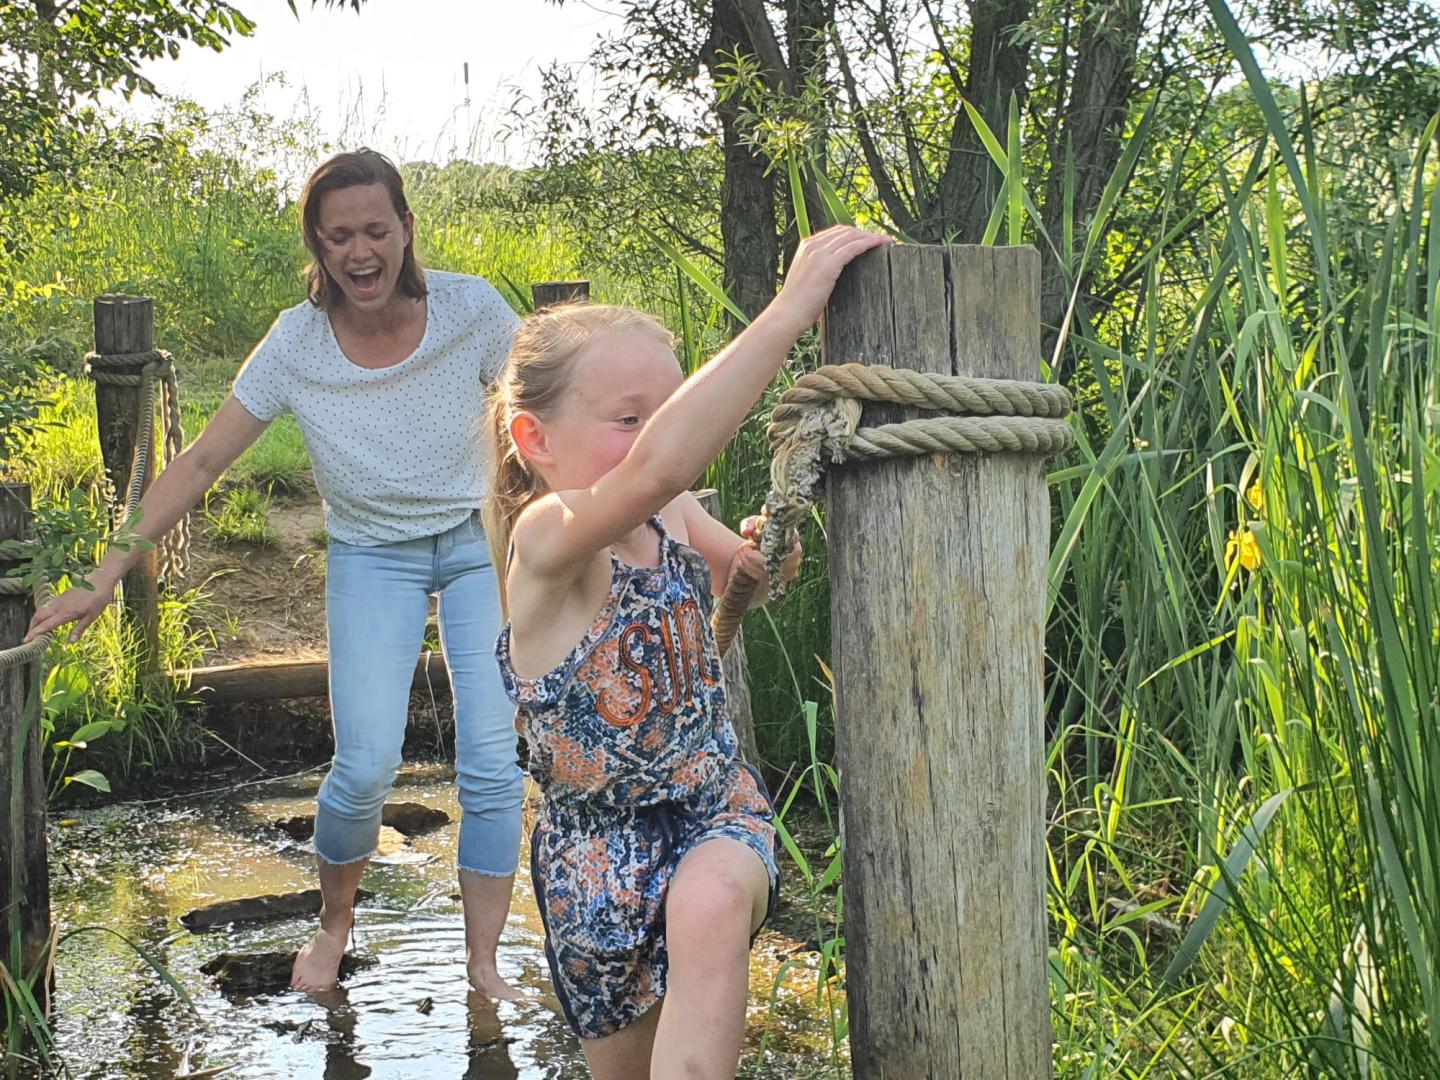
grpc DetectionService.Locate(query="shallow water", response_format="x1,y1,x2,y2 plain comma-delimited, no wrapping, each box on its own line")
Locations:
44,765,843,1079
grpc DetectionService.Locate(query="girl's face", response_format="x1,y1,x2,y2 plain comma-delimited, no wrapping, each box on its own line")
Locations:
516,328,684,492
315,182,413,310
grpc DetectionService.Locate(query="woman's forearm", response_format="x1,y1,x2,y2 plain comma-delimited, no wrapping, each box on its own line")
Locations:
89,451,220,587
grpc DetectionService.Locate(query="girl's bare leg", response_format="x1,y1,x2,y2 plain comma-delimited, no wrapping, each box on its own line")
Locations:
580,1000,662,1080
651,838,769,1080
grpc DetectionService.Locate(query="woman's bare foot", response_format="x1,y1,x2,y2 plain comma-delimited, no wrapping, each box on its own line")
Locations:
467,958,525,1000
291,919,352,991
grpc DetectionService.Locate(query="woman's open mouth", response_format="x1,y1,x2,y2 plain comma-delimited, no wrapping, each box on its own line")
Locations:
348,268,383,298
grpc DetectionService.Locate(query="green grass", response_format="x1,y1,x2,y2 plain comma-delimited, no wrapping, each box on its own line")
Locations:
203,486,277,546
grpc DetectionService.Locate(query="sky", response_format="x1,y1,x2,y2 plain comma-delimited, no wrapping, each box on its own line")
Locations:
121,0,626,168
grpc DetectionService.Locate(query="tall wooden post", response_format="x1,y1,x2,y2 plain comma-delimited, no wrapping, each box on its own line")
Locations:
531,280,590,310
92,295,160,682
0,484,53,987
695,488,762,767
825,245,1052,1076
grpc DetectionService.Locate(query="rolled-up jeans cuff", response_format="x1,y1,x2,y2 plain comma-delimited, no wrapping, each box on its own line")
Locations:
457,862,517,878
315,845,377,867
313,802,383,866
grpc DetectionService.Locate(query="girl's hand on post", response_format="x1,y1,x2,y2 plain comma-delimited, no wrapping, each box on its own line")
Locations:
24,573,117,644
770,226,894,335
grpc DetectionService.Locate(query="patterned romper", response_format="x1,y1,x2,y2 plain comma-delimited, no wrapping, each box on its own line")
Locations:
496,516,779,1039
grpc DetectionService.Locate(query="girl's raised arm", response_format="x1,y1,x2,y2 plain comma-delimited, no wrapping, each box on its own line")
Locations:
514,226,891,578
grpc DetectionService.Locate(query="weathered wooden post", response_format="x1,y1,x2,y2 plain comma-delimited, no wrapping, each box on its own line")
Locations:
90,295,161,682
695,488,761,767
825,245,1052,1076
0,484,53,989
531,280,590,310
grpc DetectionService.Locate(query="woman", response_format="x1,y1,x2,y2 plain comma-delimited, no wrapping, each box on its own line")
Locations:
26,149,525,996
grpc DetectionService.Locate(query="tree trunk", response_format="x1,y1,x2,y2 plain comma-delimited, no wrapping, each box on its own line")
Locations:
929,0,1035,242
1041,0,1144,374
704,0,781,326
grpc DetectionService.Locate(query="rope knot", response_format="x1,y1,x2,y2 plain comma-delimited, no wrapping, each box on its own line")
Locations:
710,362,1076,654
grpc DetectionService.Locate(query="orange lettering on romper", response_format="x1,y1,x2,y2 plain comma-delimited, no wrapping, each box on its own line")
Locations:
596,622,653,727
596,600,715,727
676,598,720,687
655,615,684,714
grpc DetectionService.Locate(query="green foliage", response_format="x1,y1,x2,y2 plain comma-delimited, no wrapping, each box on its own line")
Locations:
0,0,256,202
204,486,276,546
229,415,310,493
0,345,55,472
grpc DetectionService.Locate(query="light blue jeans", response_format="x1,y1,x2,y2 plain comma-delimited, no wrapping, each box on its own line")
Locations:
314,511,523,876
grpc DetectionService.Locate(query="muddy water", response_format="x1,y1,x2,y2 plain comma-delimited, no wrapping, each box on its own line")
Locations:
45,765,842,1079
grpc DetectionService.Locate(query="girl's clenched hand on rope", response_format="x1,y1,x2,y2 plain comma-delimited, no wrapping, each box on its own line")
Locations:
731,516,800,609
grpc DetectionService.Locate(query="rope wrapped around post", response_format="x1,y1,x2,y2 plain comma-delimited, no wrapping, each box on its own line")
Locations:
709,362,1075,657
83,348,190,579
0,577,51,674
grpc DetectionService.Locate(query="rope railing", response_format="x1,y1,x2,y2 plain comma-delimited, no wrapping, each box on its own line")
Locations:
710,363,1076,656
0,345,190,678
0,576,51,673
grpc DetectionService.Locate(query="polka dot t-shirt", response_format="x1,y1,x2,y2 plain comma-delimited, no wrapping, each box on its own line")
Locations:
231,270,519,546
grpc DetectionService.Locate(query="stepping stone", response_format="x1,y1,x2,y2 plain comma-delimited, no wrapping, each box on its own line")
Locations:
201,950,376,993
381,802,451,836
270,801,451,842
181,888,375,932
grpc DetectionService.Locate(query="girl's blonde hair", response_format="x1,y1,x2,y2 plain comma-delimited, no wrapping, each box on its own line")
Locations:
483,302,675,611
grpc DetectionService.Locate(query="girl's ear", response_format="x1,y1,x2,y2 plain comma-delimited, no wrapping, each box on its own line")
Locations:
511,411,553,469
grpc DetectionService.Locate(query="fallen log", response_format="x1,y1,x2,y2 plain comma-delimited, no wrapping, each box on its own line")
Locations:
175,651,451,707
272,802,451,842
181,888,375,932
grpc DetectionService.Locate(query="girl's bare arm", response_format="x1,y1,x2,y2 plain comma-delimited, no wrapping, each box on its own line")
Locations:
514,226,891,581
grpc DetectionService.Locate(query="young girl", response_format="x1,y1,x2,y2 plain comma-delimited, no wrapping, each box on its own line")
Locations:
485,225,891,1079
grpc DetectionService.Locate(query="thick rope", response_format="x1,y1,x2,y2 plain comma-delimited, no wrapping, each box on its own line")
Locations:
0,577,51,674
84,349,190,579
711,363,1075,656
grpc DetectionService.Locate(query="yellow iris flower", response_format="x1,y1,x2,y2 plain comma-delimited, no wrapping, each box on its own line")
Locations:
1226,529,1262,573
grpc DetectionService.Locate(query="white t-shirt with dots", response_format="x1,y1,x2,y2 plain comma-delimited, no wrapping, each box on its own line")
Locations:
232,270,520,546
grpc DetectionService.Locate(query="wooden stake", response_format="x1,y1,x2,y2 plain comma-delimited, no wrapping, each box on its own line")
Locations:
0,484,52,989
92,295,160,683
824,245,1052,1077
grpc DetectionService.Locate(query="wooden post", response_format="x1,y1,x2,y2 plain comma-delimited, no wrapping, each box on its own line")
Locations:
825,245,1052,1077
695,488,762,767
531,280,590,310
0,484,53,988
92,295,160,682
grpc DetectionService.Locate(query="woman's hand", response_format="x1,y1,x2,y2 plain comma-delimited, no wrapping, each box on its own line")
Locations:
25,573,118,644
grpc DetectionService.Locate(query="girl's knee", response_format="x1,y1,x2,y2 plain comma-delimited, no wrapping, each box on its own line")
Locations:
667,864,763,940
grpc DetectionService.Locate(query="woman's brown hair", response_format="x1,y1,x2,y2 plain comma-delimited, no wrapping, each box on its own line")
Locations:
483,302,674,613
300,149,427,309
